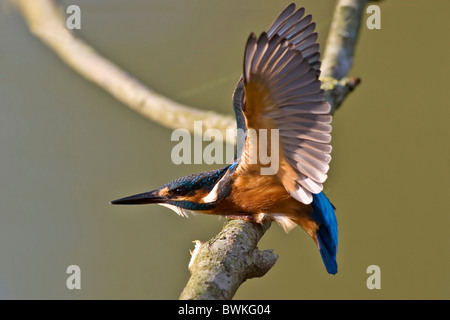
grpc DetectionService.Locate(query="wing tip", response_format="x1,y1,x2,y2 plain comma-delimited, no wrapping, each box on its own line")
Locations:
289,186,313,204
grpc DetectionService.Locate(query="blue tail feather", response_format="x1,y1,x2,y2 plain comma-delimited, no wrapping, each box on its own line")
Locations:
311,192,338,275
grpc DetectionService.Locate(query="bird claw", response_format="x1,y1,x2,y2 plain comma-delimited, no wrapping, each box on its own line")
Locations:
225,213,269,225
225,214,257,223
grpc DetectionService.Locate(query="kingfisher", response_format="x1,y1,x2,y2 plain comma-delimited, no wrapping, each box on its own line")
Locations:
111,3,338,275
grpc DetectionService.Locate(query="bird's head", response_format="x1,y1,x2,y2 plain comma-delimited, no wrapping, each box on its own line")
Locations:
111,166,232,213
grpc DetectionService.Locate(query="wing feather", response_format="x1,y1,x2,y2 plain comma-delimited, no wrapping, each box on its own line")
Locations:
266,4,296,37
244,34,257,81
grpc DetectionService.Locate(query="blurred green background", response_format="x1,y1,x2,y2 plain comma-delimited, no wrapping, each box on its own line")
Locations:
0,0,448,299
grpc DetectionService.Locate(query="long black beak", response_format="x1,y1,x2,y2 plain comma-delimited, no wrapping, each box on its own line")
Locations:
110,190,166,205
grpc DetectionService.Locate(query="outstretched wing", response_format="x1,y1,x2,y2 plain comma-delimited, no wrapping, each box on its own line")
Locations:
232,3,322,125
235,12,332,204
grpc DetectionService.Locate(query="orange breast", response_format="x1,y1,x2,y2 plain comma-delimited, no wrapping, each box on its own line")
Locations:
205,172,317,238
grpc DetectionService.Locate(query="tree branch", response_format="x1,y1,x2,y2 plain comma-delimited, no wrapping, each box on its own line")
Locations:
179,219,276,300
321,0,368,113
321,0,368,80
10,0,235,137
10,0,369,299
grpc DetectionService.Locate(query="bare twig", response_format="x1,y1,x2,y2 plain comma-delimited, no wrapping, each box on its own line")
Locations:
321,0,368,80
10,0,368,299
321,0,368,113
322,76,361,114
10,0,235,137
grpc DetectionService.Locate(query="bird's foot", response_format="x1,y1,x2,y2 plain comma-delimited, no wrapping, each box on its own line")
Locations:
225,213,269,225
225,214,258,223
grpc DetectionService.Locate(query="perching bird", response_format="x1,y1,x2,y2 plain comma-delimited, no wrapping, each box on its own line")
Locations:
111,3,338,274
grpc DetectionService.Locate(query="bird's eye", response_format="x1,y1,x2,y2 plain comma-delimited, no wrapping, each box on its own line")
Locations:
172,187,188,197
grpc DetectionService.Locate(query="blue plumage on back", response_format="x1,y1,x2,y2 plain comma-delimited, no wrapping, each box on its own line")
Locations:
311,192,338,274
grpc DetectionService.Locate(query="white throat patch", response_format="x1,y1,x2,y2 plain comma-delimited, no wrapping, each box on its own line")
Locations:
202,181,220,203
158,203,192,218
